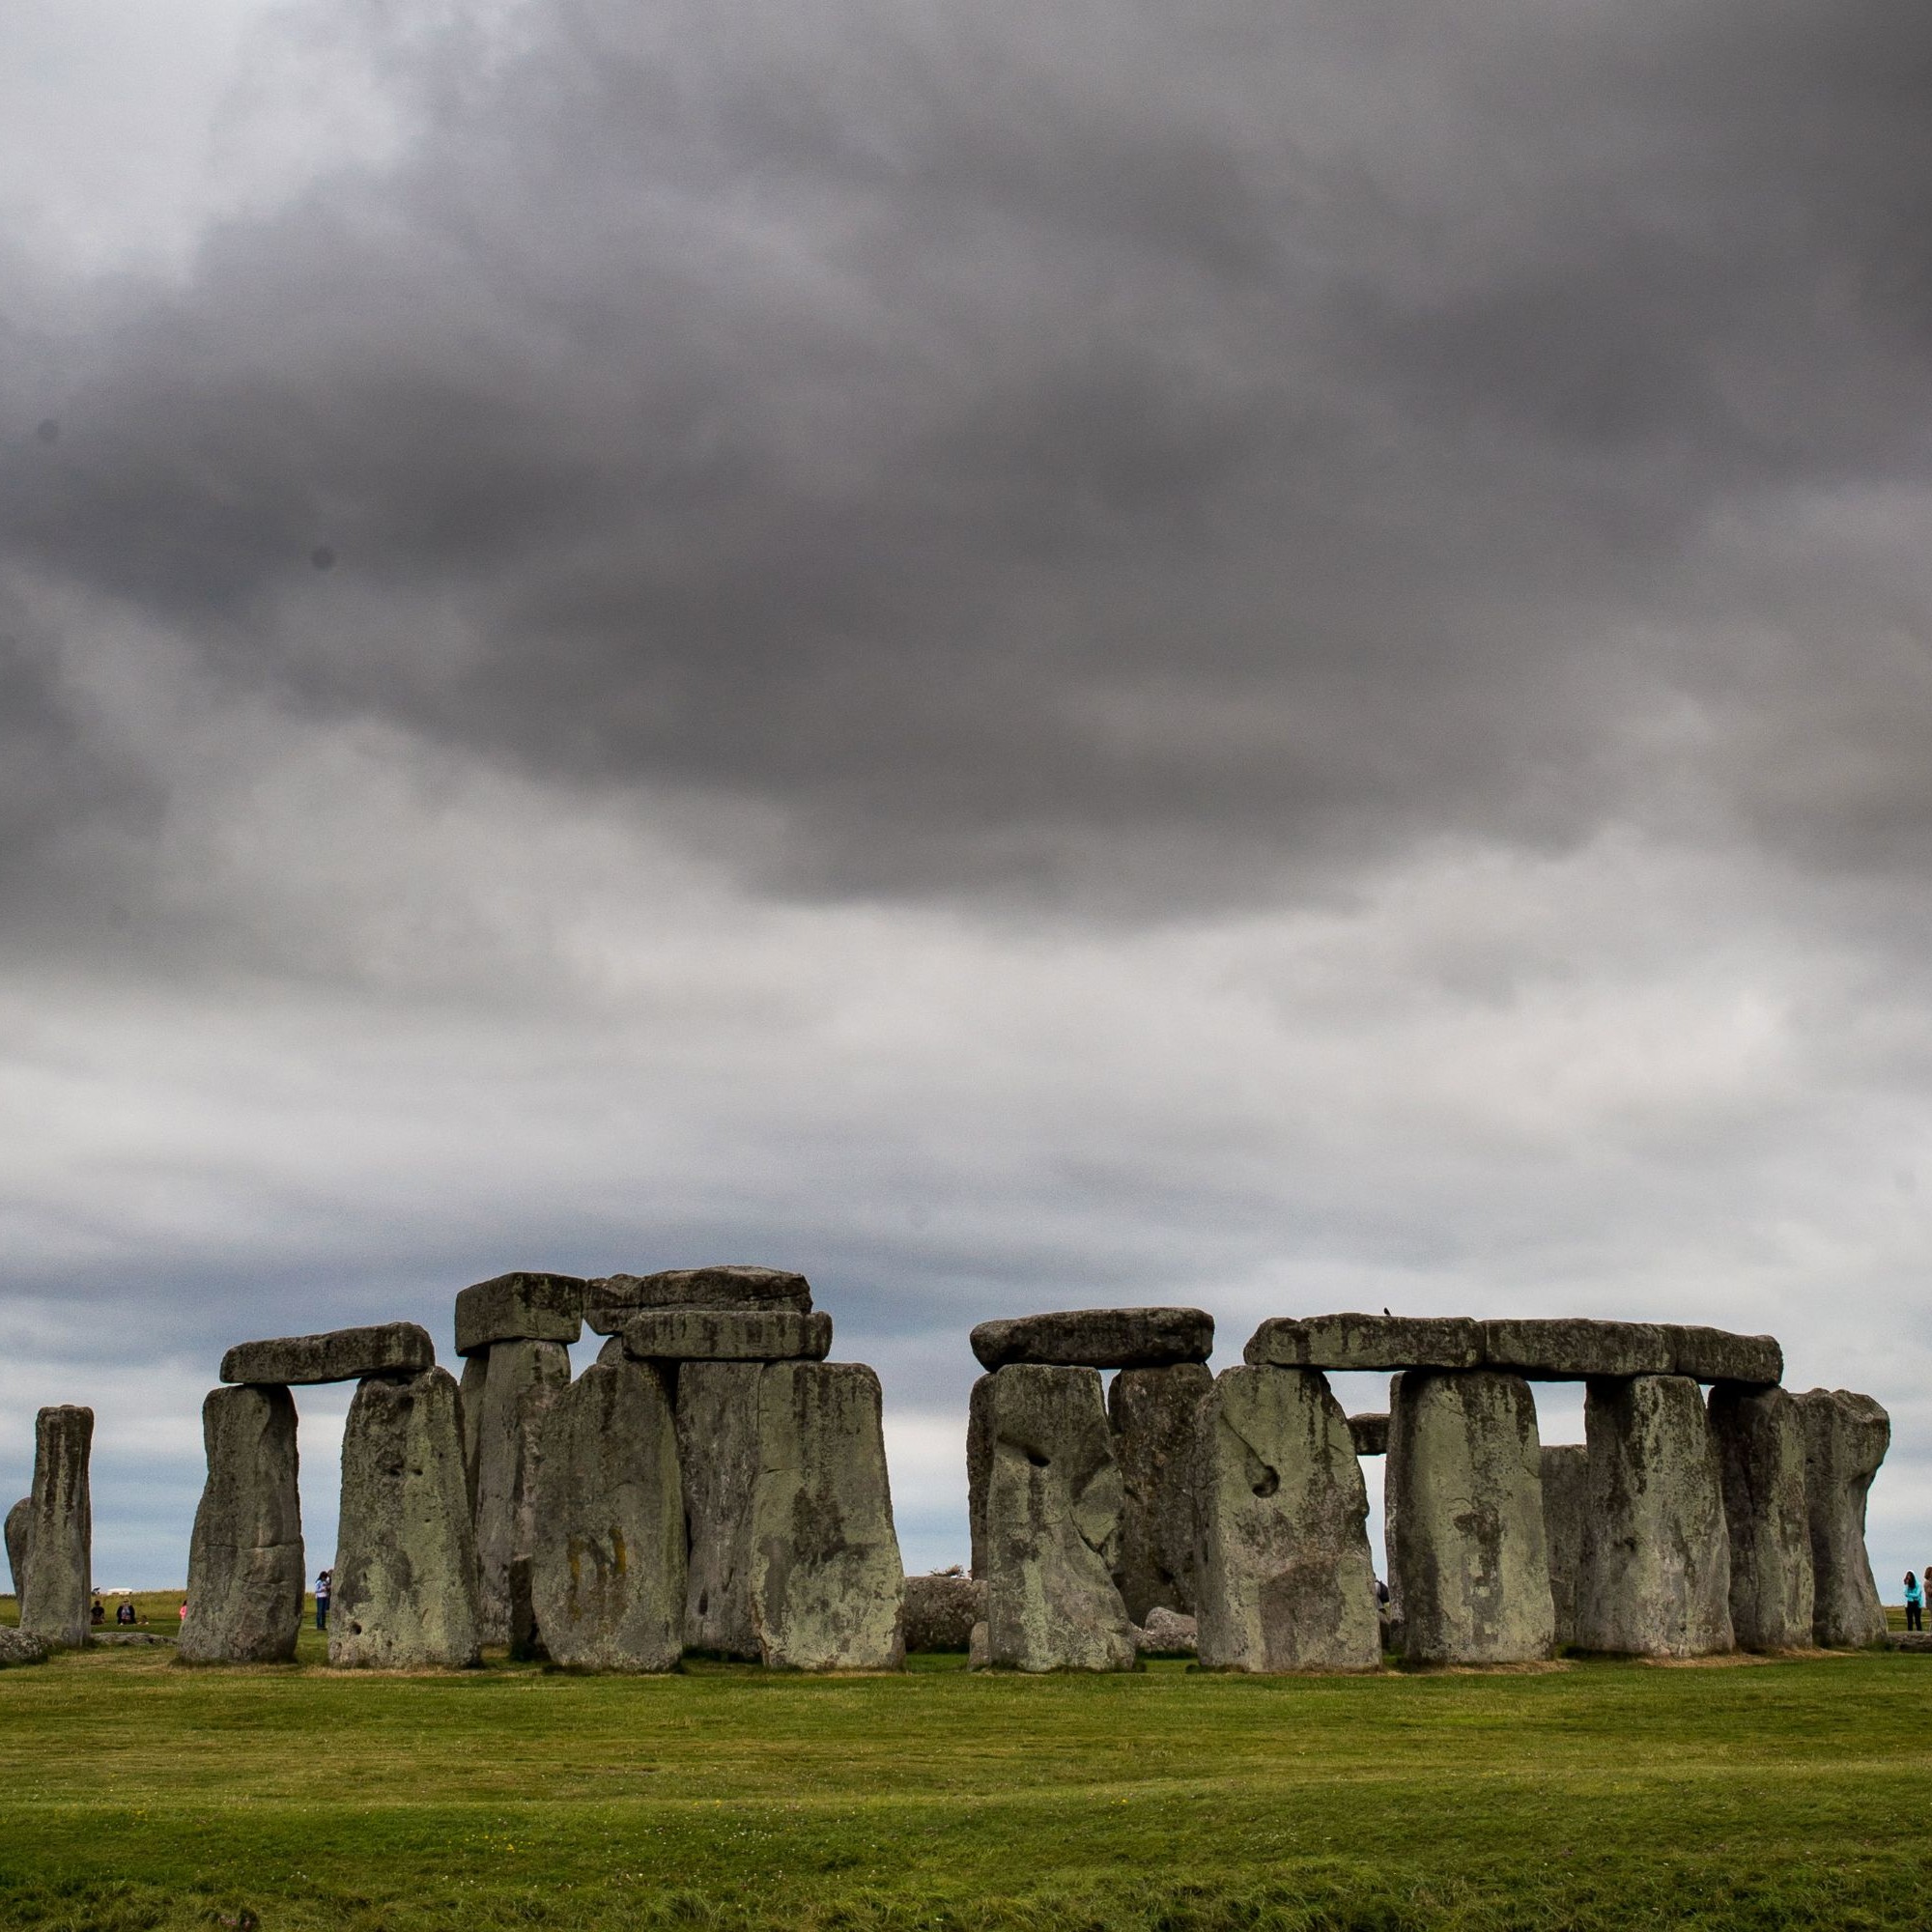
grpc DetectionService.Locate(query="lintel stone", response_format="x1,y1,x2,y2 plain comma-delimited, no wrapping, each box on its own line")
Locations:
1244,1314,1482,1374
221,1322,435,1387
454,1273,583,1356
1665,1325,1781,1386
585,1265,813,1335
1477,1319,1671,1380
1348,1412,1390,1457
621,1307,832,1363
970,1307,1212,1372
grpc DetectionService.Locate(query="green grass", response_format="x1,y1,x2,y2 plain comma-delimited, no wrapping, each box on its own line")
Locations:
1,1601,1928,1932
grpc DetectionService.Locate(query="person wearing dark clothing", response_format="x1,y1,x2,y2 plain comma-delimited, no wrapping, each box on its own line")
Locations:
90,1598,105,1626
115,1600,135,1626
1905,1572,1922,1634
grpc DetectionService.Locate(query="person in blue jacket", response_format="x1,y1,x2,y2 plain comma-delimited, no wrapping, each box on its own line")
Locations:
1904,1571,1922,1634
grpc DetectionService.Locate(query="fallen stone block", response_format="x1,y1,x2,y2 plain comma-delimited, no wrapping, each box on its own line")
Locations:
529,1357,685,1671
1478,1319,1672,1381
1132,1606,1199,1655
1194,1365,1380,1673
222,1322,435,1387
1109,1362,1212,1620
676,1361,764,1659
179,1384,304,1664
1796,1388,1889,1648
1540,1443,1589,1649
0,1629,49,1669
1388,1370,1553,1665
1666,1326,1781,1386
330,1367,482,1669
622,1308,832,1363
1709,1383,1813,1650
1349,1412,1390,1457
1244,1315,1482,1374
749,1361,905,1669
903,1573,983,1652
454,1273,583,1356
971,1307,1213,1373
470,1338,572,1645
19,1406,93,1650
1575,1375,1733,1657
585,1265,813,1333
982,1364,1135,1671
4,1495,30,1598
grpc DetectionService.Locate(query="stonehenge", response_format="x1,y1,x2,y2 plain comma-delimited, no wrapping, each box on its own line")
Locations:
5,1494,31,1598
19,1406,93,1649
1797,1388,1889,1648
1540,1443,1590,1649
1109,1362,1213,1619
1710,1383,1814,1650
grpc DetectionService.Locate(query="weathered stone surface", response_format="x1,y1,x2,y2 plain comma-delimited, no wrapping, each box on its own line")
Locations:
676,1361,764,1659
1134,1606,1199,1655
1708,1384,1813,1650
1388,1371,1553,1665
4,1495,30,1597
455,1273,583,1356
1109,1362,1212,1620
507,1553,545,1662
330,1368,482,1669
972,1308,1212,1372
1667,1326,1781,1386
1479,1319,1672,1381
982,1364,1134,1670
179,1384,304,1664
0,1629,50,1668
458,1352,487,1504
1194,1366,1380,1673
585,1265,813,1334
222,1322,435,1387
471,1338,572,1644
749,1361,905,1669
1796,1388,1889,1648
19,1406,92,1649
529,1357,685,1671
966,1372,997,1577
1349,1412,1390,1457
1540,1444,1589,1649
903,1573,983,1652
1575,1375,1733,1657
622,1308,832,1363
1244,1315,1482,1374
968,1619,990,1670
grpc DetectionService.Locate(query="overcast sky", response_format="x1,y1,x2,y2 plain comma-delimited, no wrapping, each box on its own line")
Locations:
3,0,1929,1593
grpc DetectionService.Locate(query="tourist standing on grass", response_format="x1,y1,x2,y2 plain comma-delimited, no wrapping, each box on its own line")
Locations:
315,1570,330,1633
1905,1573,1922,1633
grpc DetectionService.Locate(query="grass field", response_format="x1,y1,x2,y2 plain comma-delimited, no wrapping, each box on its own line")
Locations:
3,1595,1930,1932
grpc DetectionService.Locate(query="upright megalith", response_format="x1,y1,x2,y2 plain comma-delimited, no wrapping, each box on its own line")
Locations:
982,1364,1134,1671
1109,1363,1212,1620
1540,1444,1589,1649
331,1367,483,1669
180,1384,305,1664
1575,1375,1733,1658
676,1363,764,1658
469,1338,572,1645
529,1357,685,1671
1709,1383,1814,1651
1388,1371,1553,1665
1194,1366,1379,1673
966,1372,997,1576
19,1406,92,1649
4,1496,30,1598
749,1362,905,1669
1796,1388,1889,1648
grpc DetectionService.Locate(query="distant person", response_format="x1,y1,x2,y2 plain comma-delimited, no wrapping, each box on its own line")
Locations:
178,1600,187,1623
115,1601,135,1627
91,1598,105,1626
1905,1572,1923,1634
315,1570,331,1633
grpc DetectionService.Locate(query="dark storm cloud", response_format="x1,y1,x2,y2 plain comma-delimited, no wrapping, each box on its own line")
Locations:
3,0,1930,910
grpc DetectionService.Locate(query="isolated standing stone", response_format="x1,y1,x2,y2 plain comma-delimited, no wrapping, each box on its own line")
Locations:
4,1496,30,1598
1575,1375,1733,1657
1194,1365,1380,1673
983,1364,1135,1671
1709,1383,1814,1650
676,1361,764,1658
1796,1388,1889,1648
223,1322,435,1387
1540,1444,1589,1649
749,1361,905,1669
330,1367,483,1669
19,1406,92,1649
1109,1363,1212,1620
454,1272,583,1355
529,1357,685,1670
972,1307,1213,1372
470,1339,572,1645
179,1384,305,1663
1388,1371,1553,1665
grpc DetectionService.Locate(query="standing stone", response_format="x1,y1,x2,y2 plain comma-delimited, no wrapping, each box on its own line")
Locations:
1709,1384,1814,1651
982,1364,1134,1671
676,1362,764,1658
1796,1388,1889,1648
1575,1375,1733,1658
180,1385,304,1664
1194,1366,1379,1674
458,1353,488,1505
1109,1363,1212,1621
330,1368,482,1669
966,1371,997,1577
749,1361,905,1669
4,1497,30,1599
529,1357,685,1671
471,1338,572,1645
1540,1444,1590,1649
19,1406,92,1649
1388,1370,1553,1665
1381,1375,1404,1636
